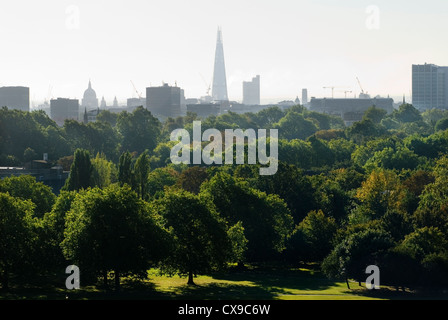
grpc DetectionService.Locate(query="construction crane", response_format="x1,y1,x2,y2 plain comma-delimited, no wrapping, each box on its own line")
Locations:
356,77,370,98
356,77,365,95
199,73,211,96
323,86,349,98
323,87,336,98
343,90,353,98
130,80,143,99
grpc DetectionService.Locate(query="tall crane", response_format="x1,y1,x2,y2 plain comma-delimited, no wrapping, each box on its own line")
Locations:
323,86,349,98
323,86,336,98
346,90,353,98
130,80,143,99
356,77,365,95
199,73,211,97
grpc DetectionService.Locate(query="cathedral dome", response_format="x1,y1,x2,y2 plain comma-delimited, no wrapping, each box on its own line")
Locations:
82,80,99,109
83,80,97,99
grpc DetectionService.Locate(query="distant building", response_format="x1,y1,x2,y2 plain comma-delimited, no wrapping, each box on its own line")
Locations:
82,80,99,110
100,96,107,108
0,86,30,112
212,27,229,101
146,83,185,119
83,107,101,124
127,97,146,109
186,103,221,118
302,89,308,106
243,75,260,105
310,97,394,126
50,98,79,126
412,63,448,110
277,100,296,110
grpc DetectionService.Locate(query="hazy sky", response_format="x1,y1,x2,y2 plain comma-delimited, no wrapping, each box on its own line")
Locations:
1,0,447,106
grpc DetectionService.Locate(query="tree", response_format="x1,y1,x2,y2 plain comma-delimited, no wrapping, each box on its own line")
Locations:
435,118,448,132
345,119,388,144
155,189,231,285
296,210,338,261
0,193,36,290
118,151,134,187
255,107,285,128
133,151,151,199
274,111,318,140
117,106,161,154
96,110,118,127
242,162,317,224
227,221,248,267
0,175,56,218
38,190,79,272
177,166,209,194
363,106,387,124
91,153,117,189
62,149,93,191
392,104,423,123
201,172,294,261
413,156,448,234
351,169,406,222
322,229,394,288
61,184,169,289
147,167,179,199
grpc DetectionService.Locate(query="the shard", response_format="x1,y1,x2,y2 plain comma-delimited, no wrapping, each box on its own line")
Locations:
212,27,229,101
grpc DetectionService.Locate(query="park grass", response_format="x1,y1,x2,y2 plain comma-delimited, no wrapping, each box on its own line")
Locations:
0,263,442,300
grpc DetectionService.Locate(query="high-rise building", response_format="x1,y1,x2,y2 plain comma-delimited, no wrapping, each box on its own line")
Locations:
211,27,228,102
82,80,99,109
0,86,30,112
146,83,184,119
302,89,308,106
243,75,260,105
412,63,448,110
50,98,79,126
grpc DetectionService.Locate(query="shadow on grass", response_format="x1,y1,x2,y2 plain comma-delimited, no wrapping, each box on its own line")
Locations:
208,262,345,298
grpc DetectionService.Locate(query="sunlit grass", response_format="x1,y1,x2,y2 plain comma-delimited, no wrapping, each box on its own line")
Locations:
0,264,439,300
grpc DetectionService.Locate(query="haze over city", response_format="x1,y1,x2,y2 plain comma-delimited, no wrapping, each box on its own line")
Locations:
1,0,448,106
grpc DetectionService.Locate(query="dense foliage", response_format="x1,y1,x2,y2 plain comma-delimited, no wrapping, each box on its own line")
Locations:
1,103,448,290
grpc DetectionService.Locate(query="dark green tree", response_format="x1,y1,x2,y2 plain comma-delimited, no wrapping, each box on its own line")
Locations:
156,189,231,285
201,172,294,261
133,151,150,199
0,193,36,290
61,184,169,289
62,149,93,191
117,106,161,154
118,151,134,187
0,175,56,218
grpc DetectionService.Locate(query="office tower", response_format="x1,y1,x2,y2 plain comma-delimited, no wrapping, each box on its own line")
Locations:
243,75,260,105
211,27,228,101
50,98,79,126
412,63,448,110
302,89,308,106
146,83,184,119
0,86,30,112
82,80,99,109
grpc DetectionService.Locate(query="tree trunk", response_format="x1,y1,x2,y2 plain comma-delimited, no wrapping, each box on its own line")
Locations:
1,268,9,291
187,270,195,286
103,270,108,288
346,278,351,290
114,270,120,291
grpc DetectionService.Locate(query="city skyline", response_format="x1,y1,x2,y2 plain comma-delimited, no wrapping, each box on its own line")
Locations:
1,0,448,106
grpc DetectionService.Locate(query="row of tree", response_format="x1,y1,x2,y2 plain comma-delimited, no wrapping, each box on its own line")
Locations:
2,103,448,291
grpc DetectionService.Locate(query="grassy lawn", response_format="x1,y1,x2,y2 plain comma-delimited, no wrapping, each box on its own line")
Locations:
0,263,444,300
